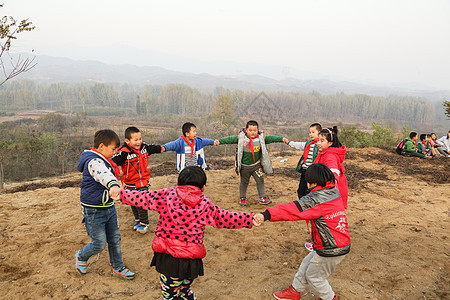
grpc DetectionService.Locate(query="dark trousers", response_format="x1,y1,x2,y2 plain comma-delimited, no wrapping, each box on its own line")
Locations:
297,168,308,200
126,186,149,225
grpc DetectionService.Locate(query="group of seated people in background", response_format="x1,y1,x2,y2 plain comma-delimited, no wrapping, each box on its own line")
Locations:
401,130,450,159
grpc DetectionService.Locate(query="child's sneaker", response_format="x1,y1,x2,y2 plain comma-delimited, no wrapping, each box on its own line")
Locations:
133,221,140,230
239,197,247,206
74,251,87,275
136,223,149,234
259,196,272,205
273,285,301,300
304,242,313,252
111,266,136,280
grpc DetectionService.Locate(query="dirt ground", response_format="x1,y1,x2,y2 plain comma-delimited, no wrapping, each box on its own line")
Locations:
0,147,449,300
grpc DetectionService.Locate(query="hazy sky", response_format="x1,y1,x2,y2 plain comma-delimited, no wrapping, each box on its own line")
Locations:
4,0,450,89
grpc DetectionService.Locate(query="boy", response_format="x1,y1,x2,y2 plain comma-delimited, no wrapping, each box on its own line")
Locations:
283,123,322,199
417,134,431,157
112,126,165,234
253,163,350,300
402,132,425,159
163,122,215,172
215,120,285,206
75,129,135,279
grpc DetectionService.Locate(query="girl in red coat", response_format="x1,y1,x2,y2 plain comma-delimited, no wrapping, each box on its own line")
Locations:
116,166,254,300
253,163,350,300
314,126,348,209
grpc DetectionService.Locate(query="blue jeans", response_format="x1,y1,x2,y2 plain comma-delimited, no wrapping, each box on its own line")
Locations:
78,206,124,270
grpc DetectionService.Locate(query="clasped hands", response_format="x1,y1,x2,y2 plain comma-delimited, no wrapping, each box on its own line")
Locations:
253,213,265,227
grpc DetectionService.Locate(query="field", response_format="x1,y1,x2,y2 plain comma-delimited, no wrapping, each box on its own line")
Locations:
0,147,449,299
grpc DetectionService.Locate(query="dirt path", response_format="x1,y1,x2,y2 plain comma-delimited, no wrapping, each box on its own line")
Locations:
0,148,448,299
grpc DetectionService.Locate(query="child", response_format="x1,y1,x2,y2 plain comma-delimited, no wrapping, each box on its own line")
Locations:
163,122,215,172
75,129,135,279
313,127,348,209
114,166,254,299
112,126,165,234
402,132,426,159
215,120,285,206
431,132,449,157
253,163,350,300
284,123,322,200
417,134,431,157
437,130,450,156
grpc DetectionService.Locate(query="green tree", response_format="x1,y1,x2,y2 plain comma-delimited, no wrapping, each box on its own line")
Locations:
0,4,36,86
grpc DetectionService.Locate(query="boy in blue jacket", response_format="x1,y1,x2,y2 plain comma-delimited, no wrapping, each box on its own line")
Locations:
75,129,135,279
163,122,215,172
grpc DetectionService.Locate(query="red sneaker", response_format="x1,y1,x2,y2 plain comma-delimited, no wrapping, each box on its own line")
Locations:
273,285,301,300
240,197,247,206
259,196,272,205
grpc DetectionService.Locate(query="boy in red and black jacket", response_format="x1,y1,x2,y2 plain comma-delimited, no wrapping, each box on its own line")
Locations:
112,126,165,233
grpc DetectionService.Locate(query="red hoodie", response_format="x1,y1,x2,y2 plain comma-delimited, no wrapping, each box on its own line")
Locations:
314,146,348,209
120,185,254,259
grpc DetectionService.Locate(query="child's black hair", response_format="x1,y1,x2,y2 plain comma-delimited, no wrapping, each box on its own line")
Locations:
182,122,196,136
125,126,140,140
305,163,336,187
94,129,120,148
178,166,207,189
409,131,418,139
319,126,342,147
419,134,426,141
246,120,259,129
310,123,322,132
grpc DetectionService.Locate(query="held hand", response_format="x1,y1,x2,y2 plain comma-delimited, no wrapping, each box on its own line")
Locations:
161,146,166,152
253,213,265,227
110,186,121,201
214,139,220,146
282,138,289,144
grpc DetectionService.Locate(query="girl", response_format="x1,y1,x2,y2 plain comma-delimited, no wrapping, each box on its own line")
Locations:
116,166,254,300
313,126,348,209
253,163,350,300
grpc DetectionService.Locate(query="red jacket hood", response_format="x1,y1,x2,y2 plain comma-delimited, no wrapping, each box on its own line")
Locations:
321,146,346,163
176,185,204,207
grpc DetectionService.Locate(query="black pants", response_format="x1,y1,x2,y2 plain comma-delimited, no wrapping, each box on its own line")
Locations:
297,168,308,200
126,186,149,225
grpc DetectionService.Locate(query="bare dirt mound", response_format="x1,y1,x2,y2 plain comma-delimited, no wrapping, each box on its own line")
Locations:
0,147,449,299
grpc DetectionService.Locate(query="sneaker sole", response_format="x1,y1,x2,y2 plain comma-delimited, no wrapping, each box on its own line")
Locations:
259,200,272,205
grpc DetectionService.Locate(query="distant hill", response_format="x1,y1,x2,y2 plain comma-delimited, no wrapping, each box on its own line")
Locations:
12,54,450,101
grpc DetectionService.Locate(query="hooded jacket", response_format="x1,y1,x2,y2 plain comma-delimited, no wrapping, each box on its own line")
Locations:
262,184,350,257
120,185,253,259
112,142,162,188
314,146,348,209
77,150,120,207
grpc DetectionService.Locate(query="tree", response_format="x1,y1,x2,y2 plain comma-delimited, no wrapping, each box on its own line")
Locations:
0,4,36,86
444,100,450,119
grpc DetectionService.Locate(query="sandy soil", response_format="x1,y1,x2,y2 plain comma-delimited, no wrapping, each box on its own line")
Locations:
0,147,449,300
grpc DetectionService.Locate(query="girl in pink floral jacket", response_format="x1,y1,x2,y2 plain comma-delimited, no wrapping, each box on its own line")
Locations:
119,166,254,300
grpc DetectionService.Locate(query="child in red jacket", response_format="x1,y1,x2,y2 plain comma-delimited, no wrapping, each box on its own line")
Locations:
114,166,254,300
313,126,348,209
253,163,350,300
112,126,165,233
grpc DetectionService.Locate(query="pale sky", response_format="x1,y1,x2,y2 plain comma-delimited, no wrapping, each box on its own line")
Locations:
4,0,450,89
